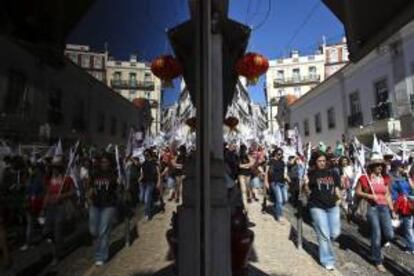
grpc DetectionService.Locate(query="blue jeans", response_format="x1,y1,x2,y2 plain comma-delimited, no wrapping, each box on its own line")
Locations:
142,182,155,218
402,215,414,251
89,206,116,262
271,182,288,219
310,206,340,267
366,205,394,265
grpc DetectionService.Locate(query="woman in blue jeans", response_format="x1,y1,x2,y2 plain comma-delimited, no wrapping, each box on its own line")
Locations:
138,149,161,220
356,155,396,272
265,148,290,223
87,154,118,266
303,152,341,271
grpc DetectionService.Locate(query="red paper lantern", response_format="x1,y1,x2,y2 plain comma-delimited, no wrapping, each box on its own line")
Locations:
132,98,148,109
151,55,183,87
224,116,239,129
235,52,269,85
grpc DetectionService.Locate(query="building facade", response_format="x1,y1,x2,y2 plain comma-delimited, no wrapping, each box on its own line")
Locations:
106,55,162,136
64,44,108,83
161,79,268,140
0,36,146,148
287,20,414,146
266,38,348,133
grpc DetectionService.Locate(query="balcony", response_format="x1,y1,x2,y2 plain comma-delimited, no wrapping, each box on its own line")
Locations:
110,79,155,90
347,112,363,128
371,101,392,121
274,74,320,88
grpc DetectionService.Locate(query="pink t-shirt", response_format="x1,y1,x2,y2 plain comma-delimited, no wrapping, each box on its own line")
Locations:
359,174,389,206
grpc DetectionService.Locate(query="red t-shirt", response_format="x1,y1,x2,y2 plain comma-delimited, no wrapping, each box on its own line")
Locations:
47,176,74,197
359,174,391,206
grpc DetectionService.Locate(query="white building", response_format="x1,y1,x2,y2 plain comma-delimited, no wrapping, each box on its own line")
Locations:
287,20,414,146
0,36,146,147
162,78,268,139
64,44,108,83
106,55,162,136
266,38,349,133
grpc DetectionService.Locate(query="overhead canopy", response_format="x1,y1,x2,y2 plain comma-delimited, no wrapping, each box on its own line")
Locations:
323,0,414,61
0,0,95,46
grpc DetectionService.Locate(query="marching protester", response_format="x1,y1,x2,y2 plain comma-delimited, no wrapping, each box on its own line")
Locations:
41,156,75,265
355,152,396,272
338,156,354,217
303,151,341,271
20,162,44,251
138,149,161,220
238,144,255,203
171,145,186,204
86,153,118,266
390,160,414,254
264,148,290,223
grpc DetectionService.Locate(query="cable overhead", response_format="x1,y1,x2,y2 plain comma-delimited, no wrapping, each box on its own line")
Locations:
251,0,272,31
283,0,320,52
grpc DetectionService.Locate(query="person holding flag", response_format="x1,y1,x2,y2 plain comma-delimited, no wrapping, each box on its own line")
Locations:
355,151,396,272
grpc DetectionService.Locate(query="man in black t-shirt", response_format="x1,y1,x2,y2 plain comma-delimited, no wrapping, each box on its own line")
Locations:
265,148,290,222
138,149,160,221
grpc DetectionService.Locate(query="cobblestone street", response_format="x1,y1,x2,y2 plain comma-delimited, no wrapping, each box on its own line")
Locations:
245,198,339,276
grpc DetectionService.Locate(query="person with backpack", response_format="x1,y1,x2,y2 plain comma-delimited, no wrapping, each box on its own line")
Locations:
86,153,118,266
390,160,414,254
264,148,290,223
138,149,161,220
303,151,341,271
355,153,396,272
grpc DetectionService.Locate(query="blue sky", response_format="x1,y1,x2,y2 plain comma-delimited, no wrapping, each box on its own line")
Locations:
68,0,344,106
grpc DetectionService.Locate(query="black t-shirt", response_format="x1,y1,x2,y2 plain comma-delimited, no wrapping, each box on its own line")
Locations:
91,171,118,207
141,160,158,183
307,169,340,209
269,159,285,183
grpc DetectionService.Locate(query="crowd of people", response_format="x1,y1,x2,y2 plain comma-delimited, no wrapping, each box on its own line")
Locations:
0,135,413,273
223,137,414,272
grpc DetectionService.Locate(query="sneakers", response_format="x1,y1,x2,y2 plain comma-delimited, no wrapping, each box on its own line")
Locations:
324,264,335,271
144,215,150,221
19,244,29,251
383,242,391,248
95,261,104,266
376,264,386,272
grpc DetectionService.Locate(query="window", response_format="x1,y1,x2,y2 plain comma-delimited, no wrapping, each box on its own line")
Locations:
294,87,301,97
110,116,117,136
130,62,137,67
349,91,361,115
309,66,317,78
68,53,78,63
276,70,284,80
129,90,136,96
308,55,315,61
292,68,300,81
304,119,309,136
129,72,137,81
97,111,105,133
374,79,388,104
314,113,322,133
328,48,338,63
114,71,122,80
4,70,26,113
327,107,335,129
94,56,103,69
409,94,414,112
48,89,63,125
81,55,90,68
278,89,284,97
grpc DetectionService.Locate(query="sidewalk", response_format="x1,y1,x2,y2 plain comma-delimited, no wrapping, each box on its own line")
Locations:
246,199,341,276
83,203,175,276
